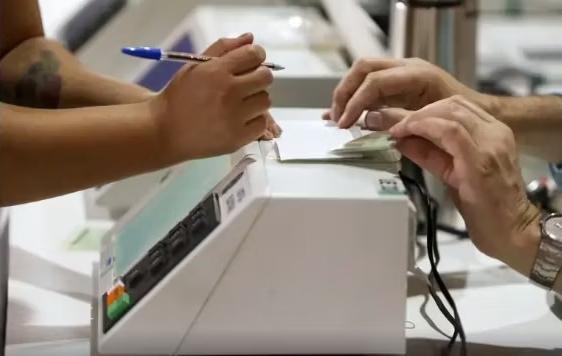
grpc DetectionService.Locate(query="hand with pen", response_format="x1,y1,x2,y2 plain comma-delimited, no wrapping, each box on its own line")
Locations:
150,33,280,164
200,33,282,141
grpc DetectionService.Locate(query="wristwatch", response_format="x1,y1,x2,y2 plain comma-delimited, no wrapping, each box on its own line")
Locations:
530,213,562,289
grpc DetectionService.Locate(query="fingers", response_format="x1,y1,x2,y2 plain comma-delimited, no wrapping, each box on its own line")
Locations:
332,58,400,122
259,113,282,140
363,108,411,131
234,66,274,98
338,65,422,128
240,91,271,121
265,112,282,137
203,33,254,57
395,137,460,189
390,116,477,166
219,44,266,75
243,115,268,142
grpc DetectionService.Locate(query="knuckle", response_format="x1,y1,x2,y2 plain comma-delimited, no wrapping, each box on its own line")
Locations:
449,94,467,104
450,104,468,119
445,96,468,113
260,92,272,108
333,86,347,104
365,72,378,85
247,45,266,62
478,149,500,176
354,57,371,69
407,57,426,65
499,126,516,148
206,63,226,77
256,116,267,130
444,121,463,138
265,94,272,107
261,67,274,85
217,38,228,48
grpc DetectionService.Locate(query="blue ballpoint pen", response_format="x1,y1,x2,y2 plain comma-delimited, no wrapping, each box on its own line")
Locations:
121,46,285,71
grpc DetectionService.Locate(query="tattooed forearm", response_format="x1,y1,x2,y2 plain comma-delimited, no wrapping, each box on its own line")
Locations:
0,50,62,108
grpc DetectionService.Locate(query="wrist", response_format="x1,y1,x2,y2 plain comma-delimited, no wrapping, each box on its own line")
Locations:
502,202,542,277
145,93,184,167
125,98,171,172
474,93,503,119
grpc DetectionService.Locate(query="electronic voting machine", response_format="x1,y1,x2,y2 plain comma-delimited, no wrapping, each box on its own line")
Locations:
96,109,415,355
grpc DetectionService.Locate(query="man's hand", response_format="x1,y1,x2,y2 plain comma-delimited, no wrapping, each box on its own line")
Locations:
202,33,281,140
329,57,491,128
151,41,274,162
390,96,541,277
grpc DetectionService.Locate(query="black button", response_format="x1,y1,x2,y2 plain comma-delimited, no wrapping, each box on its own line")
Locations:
192,206,204,217
190,220,206,234
191,210,205,222
170,235,185,254
149,249,164,261
150,256,165,274
125,269,142,289
148,241,166,259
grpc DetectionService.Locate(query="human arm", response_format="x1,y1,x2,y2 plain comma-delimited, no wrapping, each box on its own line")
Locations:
0,0,281,136
485,95,562,163
0,44,274,205
0,0,152,108
388,95,562,295
328,57,562,163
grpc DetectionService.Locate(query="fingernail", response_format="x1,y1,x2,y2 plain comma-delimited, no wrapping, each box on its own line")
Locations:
364,111,383,130
238,32,252,38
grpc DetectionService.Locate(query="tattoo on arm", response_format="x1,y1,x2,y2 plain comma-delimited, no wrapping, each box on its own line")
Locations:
0,50,62,108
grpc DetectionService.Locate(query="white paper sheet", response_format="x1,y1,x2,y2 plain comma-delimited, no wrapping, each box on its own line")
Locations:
275,120,363,161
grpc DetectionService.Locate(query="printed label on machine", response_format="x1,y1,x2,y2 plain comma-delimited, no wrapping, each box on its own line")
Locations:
218,170,251,218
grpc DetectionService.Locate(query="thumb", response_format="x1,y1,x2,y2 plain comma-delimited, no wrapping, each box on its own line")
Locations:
363,108,411,131
203,33,254,57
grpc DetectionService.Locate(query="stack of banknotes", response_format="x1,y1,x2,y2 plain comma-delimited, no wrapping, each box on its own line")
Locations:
330,132,400,163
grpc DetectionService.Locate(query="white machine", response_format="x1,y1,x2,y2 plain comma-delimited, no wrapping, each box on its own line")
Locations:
96,110,415,355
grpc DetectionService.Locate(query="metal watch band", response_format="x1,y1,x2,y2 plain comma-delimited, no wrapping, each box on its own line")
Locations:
530,215,562,289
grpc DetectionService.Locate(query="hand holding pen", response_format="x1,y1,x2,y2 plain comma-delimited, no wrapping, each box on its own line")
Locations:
128,34,278,162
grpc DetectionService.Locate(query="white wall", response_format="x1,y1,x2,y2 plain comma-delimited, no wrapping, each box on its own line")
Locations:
38,0,90,39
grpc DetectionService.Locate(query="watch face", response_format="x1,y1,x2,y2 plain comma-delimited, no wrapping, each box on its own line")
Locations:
544,215,562,243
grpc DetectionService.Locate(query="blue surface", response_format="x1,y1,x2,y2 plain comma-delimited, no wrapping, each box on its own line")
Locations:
137,34,194,91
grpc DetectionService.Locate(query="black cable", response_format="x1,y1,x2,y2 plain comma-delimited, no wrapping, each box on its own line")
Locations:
399,172,467,355
437,223,470,239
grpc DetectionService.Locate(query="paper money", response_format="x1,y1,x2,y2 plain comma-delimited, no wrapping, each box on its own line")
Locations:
330,132,396,156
